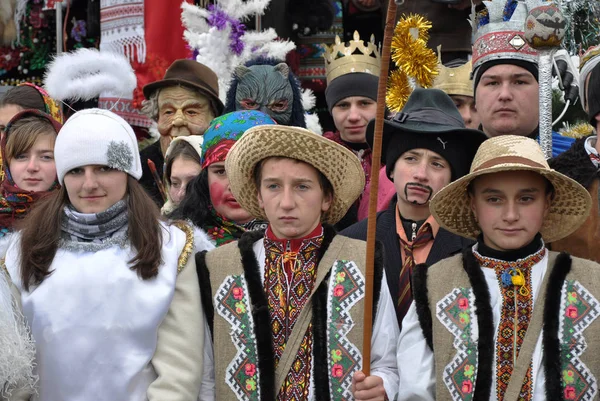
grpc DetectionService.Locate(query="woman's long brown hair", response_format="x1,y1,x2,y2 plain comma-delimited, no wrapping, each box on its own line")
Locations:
18,176,163,291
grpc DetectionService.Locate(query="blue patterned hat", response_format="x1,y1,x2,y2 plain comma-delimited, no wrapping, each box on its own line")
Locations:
201,110,276,168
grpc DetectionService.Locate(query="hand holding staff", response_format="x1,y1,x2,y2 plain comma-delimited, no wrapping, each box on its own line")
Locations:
362,0,398,375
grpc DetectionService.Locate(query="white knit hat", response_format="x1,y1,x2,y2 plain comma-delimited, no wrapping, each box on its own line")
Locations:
55,108,142,184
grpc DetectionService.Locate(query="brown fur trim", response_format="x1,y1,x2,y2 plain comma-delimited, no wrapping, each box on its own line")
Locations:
413,262,433,350
463,250,494,401
542,252,573,398
238,230,275,401
195,251,214,339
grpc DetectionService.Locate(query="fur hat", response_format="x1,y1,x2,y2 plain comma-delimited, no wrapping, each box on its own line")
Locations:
55,108,142,184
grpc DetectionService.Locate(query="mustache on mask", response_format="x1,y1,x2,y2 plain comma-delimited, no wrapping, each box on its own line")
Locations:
404,182,433,205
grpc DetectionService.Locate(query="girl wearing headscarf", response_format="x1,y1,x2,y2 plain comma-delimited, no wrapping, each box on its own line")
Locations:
170,110,276,247
0,110,62,256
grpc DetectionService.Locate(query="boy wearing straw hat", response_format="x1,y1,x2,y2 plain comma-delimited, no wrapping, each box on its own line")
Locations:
343,88,487,329
196,125,399,400
397,135,599,401
549,45,600,262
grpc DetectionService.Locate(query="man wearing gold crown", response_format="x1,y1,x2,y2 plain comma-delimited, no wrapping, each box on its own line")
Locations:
471,0,574,156
549,45,600,262
322,31,395,228
432,56,481,130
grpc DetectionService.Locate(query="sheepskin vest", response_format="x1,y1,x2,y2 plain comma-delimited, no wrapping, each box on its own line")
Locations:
412,250,600,401
198,227,383,401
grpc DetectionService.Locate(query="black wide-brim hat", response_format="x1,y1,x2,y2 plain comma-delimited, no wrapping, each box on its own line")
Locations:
143,59,225,116
366,88,488,180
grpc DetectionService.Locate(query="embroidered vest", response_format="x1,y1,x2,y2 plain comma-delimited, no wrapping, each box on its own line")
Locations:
414,251,600,401
202,232,374,401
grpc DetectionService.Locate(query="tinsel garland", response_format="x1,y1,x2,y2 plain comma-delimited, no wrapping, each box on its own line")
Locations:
559,122,594,139
386,69,410,113
558,0,600,54
386,14,438,112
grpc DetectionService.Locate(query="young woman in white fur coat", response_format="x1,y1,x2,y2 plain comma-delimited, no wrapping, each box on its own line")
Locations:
5,108,212,401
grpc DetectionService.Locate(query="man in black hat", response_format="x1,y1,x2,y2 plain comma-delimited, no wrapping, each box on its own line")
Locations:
139,59,225,205
342,88,487,328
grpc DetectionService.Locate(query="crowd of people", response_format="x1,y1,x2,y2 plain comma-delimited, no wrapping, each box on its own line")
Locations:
1,0,600,400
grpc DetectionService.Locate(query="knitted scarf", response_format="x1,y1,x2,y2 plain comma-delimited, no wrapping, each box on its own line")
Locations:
60,200,129,252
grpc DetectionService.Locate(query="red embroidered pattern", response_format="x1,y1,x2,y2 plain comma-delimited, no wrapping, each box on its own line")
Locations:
263,233,324,400
474,247,546,401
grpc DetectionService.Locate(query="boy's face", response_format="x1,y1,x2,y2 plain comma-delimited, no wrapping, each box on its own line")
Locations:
391,148,452,208
331,96,377,143
469,170,551,252
257,157,332,239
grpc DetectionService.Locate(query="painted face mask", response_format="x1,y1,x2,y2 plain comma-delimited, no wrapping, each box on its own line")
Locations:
157,86,215,138
233,63,294,125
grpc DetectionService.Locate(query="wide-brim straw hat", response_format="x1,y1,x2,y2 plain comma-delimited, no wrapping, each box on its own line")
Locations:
225,125,365,225
430,135,591,243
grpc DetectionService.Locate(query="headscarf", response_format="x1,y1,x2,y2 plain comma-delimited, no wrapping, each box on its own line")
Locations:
201,110,277,169
18,82,64,124
0,110,62,230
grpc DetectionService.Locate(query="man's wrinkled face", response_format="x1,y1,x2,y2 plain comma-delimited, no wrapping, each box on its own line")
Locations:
157,86,215,137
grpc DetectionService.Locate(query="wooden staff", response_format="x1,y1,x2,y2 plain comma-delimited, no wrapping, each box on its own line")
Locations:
362,0,398,374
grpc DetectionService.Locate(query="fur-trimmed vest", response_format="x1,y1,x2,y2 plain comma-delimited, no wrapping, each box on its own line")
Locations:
196,226,384,401
412,250,600,401
549,135,600,262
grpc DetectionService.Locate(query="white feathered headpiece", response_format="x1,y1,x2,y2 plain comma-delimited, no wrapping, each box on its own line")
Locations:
44,48,137,102
181,0,295,100
181,0,322,134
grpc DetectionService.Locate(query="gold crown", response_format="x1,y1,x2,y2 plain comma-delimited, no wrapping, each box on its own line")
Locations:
323,31,381,84
432,47,473,97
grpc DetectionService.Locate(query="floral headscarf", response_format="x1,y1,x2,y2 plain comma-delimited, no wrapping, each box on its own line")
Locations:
200,110,276,169
0,110,62,231
18,82,64,124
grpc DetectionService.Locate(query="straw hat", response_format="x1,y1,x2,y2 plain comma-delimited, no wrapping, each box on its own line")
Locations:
430,135,591,243
225,125,365,225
